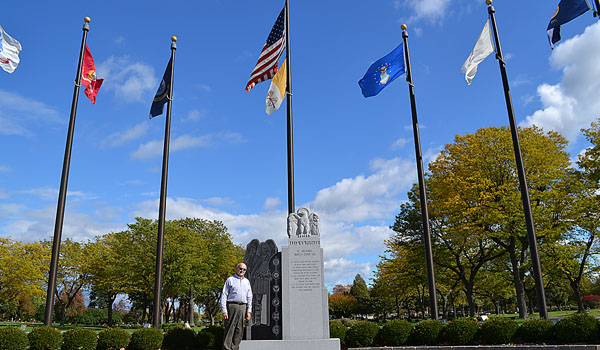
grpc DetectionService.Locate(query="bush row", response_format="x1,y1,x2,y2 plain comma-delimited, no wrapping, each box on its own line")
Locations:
0,324,224,350
330,313,600,347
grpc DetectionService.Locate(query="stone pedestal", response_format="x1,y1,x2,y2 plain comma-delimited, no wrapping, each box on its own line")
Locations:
240,208,339,350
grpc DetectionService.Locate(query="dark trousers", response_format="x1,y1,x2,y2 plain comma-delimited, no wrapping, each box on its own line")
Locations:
223,303,245,350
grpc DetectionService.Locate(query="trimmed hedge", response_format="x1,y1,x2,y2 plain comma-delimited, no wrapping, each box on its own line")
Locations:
329,320,347,344
0,327,29,350
129,328,163,350
61,328,97,350
444,318,478,345
28,326,62,350
554,313,598,343
480,317,519,344
346,321,380,348
162,326,197,350
378,319,412,346
97,328,130,350
411,319,444,345
517,318,554,344
197,325,224,350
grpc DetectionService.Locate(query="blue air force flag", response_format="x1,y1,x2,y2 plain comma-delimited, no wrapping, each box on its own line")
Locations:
0,24,22,74
358,43,405,98
547,0,591,48
150,58,173,118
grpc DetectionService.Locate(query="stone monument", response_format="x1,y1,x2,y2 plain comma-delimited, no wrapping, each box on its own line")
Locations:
240,208,340,350
244,239,282,340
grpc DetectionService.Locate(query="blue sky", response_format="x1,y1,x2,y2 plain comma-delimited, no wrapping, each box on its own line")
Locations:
1,0,600,289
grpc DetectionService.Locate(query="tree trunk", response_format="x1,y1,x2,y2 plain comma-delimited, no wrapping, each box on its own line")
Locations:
571,282,585,312
189,291,195,326
508,245,528,318
107,294,117,327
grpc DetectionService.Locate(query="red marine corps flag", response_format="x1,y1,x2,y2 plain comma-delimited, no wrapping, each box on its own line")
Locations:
81,45,103,104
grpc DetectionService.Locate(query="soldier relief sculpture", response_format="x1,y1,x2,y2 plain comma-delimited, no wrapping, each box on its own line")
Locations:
287,208,320,238
244,239,279,331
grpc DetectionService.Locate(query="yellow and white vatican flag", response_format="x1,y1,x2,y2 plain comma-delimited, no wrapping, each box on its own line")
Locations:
461,19,494,85
266,59,287,115
0,24,22,74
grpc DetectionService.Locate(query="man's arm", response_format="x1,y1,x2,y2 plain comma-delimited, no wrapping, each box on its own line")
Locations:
245,280,253,321
220,278,230,319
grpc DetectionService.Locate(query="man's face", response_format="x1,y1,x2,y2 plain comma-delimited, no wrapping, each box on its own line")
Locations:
236,264,247,277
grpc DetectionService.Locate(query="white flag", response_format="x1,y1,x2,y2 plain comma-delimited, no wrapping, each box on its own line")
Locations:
266,59,287,115
0,24,22,74
461,19,494,85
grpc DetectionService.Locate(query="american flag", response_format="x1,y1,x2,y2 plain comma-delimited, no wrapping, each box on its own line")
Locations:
245,7,286,93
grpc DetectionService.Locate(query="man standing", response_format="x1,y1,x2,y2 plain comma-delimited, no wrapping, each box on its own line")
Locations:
221,262,252,350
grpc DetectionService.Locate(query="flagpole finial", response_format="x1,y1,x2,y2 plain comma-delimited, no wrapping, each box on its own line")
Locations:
171,36,177,43
486,0,492,5
84,17,91,23
401,24,407,31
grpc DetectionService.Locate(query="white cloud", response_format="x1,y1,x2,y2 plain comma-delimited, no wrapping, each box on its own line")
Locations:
131,132,245,159
311,157,415,222
1,206,124,242
395,0,452,23
522,22,600,143
97,57,157,102
391,138,410,150
198,84,212,93
101,122,150,147
202,197,235,207
0,165,11,173
325,258,372,288
263,197,282,211
185,109,207,122
18,187,97,202
0,189,8,200
0,90,63,136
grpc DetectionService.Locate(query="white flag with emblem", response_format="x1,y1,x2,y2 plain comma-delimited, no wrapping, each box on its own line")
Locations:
0,25,22,74
266,59,287,115
461,19,494,85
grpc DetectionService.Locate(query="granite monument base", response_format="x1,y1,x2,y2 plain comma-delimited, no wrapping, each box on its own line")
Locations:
240,338,340,350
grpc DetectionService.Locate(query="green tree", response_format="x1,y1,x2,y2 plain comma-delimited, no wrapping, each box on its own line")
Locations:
350,274,371,316
426,126,575,318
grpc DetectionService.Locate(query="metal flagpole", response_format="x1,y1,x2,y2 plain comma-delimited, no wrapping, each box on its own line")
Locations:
401,24,438,320
153,36,177,328
44,17,91,327
285,0,295,214
487,0,548,319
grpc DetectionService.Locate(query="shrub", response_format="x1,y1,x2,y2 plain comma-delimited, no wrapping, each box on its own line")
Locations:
554,313,598,343
479,317,518,344
28,326,62,350
0,327,29,350
197,325,224,350
329,320,347,344
378,319,412,346
129,328,163,350
162,326,196,350
70,308,122,326
346,321,380,348
444,318,478,345
339,318,356,328
411,319,444,345
583,295,600,309
61,328,97,350
516,318,554,344
97,328,130,350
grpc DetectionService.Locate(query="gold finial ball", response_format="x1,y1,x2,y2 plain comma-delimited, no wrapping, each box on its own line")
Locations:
84,17,91,23
171,36,178,42
401,24,407,30
486,0,492,5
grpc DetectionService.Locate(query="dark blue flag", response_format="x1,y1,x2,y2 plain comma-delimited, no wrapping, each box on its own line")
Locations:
358,43,405,98
150,58,172,118
547,0,591,48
